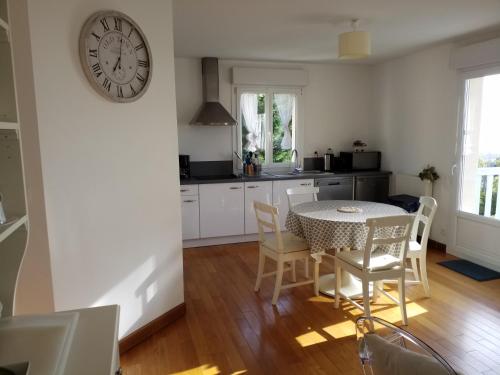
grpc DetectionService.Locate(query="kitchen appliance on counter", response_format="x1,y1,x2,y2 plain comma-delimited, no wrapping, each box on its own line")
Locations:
339,151,381,171
315,177,354,200
323,148,334,172
179,155,191,179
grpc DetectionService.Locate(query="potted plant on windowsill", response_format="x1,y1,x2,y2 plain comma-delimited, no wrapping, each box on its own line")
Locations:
418,165,439,197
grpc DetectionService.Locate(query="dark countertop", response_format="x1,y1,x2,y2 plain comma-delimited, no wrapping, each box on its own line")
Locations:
180,170,392,185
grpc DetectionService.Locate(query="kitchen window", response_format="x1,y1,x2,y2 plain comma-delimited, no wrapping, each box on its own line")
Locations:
235,87,302,168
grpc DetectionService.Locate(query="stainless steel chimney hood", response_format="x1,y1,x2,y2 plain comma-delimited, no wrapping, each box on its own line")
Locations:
190,57,237,126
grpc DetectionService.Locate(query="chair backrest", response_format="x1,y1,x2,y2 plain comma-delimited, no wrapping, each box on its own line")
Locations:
253,201,284,250
363,215,414,269
286,186,319,209
356,316,457,374
410,196,438,250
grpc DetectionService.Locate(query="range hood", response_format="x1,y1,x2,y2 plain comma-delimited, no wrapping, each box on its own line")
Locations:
190,57,237,126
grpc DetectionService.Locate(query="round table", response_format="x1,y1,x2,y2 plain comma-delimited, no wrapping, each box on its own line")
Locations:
285,200,408,298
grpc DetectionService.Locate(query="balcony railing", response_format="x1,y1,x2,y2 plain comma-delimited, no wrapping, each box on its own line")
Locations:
476,167,500,217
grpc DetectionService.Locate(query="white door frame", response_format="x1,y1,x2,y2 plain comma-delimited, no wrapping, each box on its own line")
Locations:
449,65,500,268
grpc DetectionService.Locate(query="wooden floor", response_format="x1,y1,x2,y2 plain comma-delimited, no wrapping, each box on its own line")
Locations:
121,242,500,375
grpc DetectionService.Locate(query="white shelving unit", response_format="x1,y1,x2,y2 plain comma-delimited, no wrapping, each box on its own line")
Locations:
0,215,27,244
0,0,29,318
0,121,18,130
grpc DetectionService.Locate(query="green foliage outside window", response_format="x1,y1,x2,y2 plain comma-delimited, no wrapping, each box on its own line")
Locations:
241,94,293,164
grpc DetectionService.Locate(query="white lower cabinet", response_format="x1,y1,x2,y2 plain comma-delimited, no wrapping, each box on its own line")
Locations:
244,181,273,234
272,179,314,230
199,182,244,238
181,196,200,240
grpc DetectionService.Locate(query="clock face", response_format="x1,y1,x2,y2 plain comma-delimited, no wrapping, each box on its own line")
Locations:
79,11,152,102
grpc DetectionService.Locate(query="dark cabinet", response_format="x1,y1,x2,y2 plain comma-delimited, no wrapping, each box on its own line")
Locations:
354,175,389,202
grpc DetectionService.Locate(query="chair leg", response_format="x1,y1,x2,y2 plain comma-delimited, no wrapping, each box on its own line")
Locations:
254,250,266,292
304,258,309,279
291,260,297,282
334,263,341,308
398,277,408,325
272,258,285,305
372,281,380,303
314,259,320,296
420,255,431,297
362,280,371,318
411,257,420,281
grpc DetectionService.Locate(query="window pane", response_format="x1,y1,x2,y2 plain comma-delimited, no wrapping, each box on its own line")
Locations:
460,73,500,218
272,93,295,163
241,93,266,162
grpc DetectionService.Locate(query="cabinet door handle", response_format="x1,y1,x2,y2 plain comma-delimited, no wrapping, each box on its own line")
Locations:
247,185,258,189
328,182,340,186
300,183,311,186
180,189,189,192
229,186,242,190
183,199,196,203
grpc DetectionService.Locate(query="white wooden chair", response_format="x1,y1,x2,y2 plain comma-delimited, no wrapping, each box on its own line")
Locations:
406,196,437,297
253,201,316,305
334,215,414,325
286,186,319,209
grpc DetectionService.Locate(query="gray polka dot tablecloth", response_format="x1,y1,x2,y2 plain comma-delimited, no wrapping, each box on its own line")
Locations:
285,200,408,254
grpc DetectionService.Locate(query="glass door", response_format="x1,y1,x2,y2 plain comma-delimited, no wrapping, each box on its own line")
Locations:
452,68,500,271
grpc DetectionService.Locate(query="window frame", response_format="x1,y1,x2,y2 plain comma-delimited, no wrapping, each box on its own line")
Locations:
232,85,304,171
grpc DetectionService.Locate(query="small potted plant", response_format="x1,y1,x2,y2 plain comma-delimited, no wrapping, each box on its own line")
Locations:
353,140,367,152
418,165,439,196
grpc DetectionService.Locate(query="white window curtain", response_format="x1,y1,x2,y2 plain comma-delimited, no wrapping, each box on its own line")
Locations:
241,93,262,152
274,94,294,150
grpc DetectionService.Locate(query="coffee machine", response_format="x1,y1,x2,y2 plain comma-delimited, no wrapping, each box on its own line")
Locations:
179,155,190,179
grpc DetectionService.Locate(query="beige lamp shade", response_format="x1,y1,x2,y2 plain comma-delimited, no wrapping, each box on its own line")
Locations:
338,30,371,59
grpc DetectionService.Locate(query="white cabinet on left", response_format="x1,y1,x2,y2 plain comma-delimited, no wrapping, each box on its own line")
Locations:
180,185,199,240
199,183,244,238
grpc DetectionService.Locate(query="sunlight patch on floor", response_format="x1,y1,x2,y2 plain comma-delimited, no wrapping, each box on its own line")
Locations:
322,320,356,339
169,364,221,375
295,330,328,347
307,295,333,303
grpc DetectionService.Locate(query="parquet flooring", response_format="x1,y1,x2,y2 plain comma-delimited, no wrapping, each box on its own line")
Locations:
121,242,500,374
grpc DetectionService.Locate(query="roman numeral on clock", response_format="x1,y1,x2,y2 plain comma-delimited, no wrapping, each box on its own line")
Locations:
92,62,102,78
136,72,145,83
91,32,101,42
89,49,98,58
128,27,135,38
138,60,149,68
114,17,122,32
135,43,145,51
100,18,110,32
130,84,137,96
117,85,124,98
102,78,111,92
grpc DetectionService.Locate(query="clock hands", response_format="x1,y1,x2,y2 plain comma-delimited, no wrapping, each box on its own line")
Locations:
113,37,123,72
118,36,123,70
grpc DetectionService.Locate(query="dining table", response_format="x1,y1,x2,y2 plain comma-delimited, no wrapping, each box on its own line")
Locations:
285,199,408,298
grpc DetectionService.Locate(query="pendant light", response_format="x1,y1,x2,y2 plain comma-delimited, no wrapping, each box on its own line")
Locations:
338,19,371,60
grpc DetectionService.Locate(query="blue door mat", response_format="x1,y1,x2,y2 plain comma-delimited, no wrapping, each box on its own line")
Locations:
438,259,500,281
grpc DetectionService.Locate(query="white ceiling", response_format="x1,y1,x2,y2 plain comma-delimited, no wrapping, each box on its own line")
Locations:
173,0,500,64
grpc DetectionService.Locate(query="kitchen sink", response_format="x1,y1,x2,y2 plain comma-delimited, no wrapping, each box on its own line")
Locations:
0,312,79,375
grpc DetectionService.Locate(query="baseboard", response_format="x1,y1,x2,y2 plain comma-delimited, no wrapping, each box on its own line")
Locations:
119,302,186,354
428,238,446,252
448,245,500,273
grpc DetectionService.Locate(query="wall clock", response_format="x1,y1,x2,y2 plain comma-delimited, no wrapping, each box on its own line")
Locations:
79,10,152,103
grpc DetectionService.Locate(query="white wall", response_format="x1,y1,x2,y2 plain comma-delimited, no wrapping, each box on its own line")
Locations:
176,58,378,161
373,44,459,244
22,0,183,338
